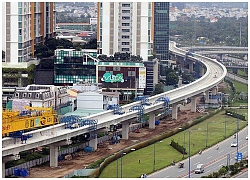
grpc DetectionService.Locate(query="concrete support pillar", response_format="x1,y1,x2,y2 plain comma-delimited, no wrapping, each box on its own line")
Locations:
205,90,210,103
200,66,205,76
2,156,17,178
172,103,178,120
122,122,129,140
2,162,5,178
49,145,59,168
149,111,155,129
191,97,197,112
178,77,183,87
49,140,72,168
212,86,218,95
89,136,98,151
189,61,193,72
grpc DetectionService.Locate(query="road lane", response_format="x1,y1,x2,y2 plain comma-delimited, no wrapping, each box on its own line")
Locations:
148,126,248,178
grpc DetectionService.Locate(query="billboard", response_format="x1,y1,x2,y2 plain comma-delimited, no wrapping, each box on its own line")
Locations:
138,67,146,88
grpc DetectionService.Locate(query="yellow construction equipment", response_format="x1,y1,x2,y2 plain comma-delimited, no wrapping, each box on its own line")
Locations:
2,106,58,136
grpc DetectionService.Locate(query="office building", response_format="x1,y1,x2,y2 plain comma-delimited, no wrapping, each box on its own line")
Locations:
153,2,170,61
2,2,56,67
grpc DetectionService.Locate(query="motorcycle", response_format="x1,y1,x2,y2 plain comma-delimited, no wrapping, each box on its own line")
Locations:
179,163,184,168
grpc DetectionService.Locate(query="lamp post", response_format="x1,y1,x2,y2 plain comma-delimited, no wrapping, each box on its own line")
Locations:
153,141,162,172
153,142,156,171
224,118,227,139
183,131,186,159
188,130,191,178
120,151,126,178
206,122,213,147
236,114,239,162
116,153,118,178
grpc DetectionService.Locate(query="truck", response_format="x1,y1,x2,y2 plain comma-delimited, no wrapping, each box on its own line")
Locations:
195,164,204,174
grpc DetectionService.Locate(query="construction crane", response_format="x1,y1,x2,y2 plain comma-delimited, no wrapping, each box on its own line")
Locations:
2,106,58,137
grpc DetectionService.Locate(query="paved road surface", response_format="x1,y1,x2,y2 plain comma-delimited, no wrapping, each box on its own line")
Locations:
234,169,248,178
148,126,248,178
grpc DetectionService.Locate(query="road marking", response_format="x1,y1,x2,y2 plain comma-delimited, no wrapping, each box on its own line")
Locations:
219,150,224,153
206,170,211,173
165,176,169,178
243,151,247,154
179,169,185,172
194,162,200,165
207,156,213,159
219,163,224,167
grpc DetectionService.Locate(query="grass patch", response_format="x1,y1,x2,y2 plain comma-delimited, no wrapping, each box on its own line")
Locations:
99,109,248,178
232,80,248,93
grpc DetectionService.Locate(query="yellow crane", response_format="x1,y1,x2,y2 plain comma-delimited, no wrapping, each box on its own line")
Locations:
2,106,58,136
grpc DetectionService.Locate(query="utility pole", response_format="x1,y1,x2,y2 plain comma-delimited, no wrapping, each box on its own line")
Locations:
239,22,242,47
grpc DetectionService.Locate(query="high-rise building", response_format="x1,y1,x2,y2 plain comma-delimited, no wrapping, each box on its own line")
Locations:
97,2,170,62
153,2,170,61
2,2,56,67
97,2,154,61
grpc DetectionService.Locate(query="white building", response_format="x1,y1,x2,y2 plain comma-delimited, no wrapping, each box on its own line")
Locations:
12,84,70,112
2,2,56,68
97,2,154,61
67,82,119,111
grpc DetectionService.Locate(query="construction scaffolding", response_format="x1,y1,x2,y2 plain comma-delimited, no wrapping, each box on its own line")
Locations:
154,96,170,117
129,105,145,123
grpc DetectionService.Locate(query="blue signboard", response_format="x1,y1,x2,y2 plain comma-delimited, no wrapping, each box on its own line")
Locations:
237,152,242,161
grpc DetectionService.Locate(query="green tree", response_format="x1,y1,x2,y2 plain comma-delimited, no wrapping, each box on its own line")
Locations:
45,38,58,50
181,72,194,83
152,83,164,95
166,72,179,86
218,167,227,177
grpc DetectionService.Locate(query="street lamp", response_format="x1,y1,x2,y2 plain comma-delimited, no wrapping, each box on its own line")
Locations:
121,151,126,178
116,153,118,178
153,141,162,172
153,142,156,171
236,114,239,162
188,130,191,178
183,131,186,159
206,122,214,147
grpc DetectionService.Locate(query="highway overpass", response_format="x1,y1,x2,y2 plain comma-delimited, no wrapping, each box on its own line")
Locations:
181,46,248,51
2,41,227,177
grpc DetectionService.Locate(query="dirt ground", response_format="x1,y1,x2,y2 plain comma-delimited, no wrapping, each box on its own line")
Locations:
28,108,203,178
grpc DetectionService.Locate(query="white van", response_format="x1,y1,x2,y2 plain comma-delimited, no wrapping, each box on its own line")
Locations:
195,164,204,174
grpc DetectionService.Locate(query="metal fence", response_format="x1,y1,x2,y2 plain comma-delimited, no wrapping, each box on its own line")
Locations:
5,123,143,177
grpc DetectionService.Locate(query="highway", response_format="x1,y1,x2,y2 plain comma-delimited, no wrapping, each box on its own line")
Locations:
181,46,248,51
2,41,227,158
227,72,248,84
148,126,248,178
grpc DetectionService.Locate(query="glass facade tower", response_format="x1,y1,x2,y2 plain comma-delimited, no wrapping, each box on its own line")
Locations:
153,2,170,61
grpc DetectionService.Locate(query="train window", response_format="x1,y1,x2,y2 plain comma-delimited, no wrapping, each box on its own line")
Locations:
23,93,27,98
36,93,40,99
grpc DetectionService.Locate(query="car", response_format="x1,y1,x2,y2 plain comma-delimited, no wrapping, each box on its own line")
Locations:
246,135,248,140
231,142,237,147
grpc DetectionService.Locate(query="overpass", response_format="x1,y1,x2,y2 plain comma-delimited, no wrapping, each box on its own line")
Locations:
2,41,227,177
181,46,248,51
197,50,248,55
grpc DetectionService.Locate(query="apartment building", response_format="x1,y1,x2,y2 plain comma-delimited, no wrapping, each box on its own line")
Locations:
97,2,170,70
2,2,56,67
97,2,154,61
